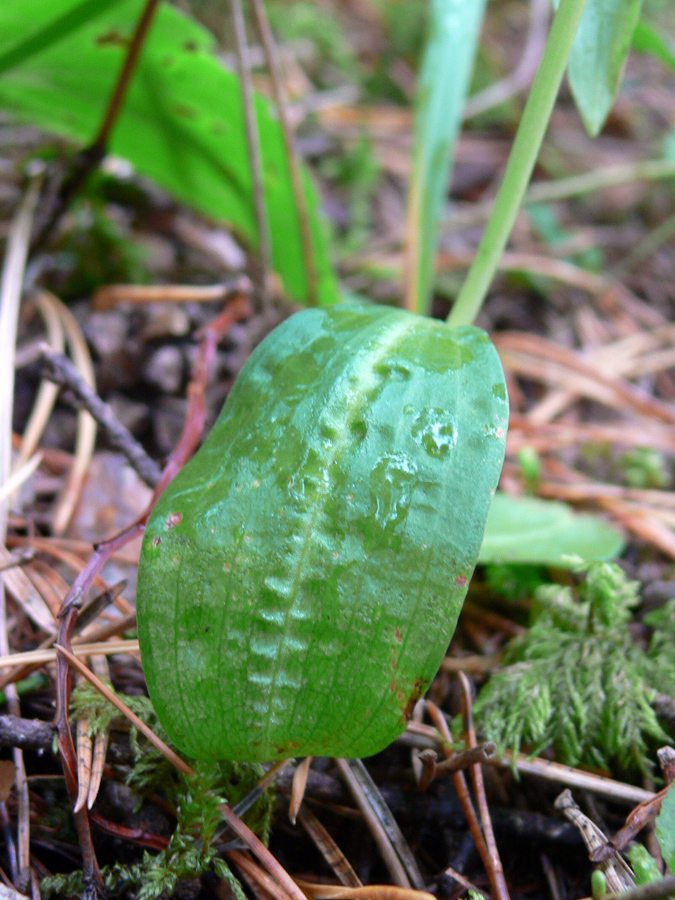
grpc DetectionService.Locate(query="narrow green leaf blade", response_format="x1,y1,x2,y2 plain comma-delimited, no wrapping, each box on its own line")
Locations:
560,0,644,136
479,494,625,565
656,784,675,873
0,0,339,305
405,0,486,314
633,19,675,72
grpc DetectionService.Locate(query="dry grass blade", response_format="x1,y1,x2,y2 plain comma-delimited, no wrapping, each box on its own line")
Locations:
74,714,93,814
0,454,42,505
229,849,297,900
92,277,250,310
289,756,312,824
0,638,140,670
297,807,361,887
336,757,425,891
219,804,310,900
13,292,64,476
295,882,437,900
74,655,112,812
54,643,194,777
39,291,98,535
500,754,655,805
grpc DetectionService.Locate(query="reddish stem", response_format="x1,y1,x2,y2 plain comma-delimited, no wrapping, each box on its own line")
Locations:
53,294,251,885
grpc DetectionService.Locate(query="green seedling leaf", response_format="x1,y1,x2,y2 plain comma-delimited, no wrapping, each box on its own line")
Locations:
479,494,624,565
0,0,338,305
137,304,508,761
633,19,675,72
405,0,486,315
656,784,675,873
627,844,662,885
555,0,644,136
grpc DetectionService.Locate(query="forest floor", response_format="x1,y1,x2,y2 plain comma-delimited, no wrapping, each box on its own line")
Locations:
2,0,675,898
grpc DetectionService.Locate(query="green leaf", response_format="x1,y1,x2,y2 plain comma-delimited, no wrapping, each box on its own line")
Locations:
405,0,486,314
557,0,644,136
479,494,625,565
627,844,662,885
0,0,339,305
137,304,508,761
633,19,675,71
656,784,675,873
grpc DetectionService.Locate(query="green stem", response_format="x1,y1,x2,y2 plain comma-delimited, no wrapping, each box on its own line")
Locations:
446,0,588,328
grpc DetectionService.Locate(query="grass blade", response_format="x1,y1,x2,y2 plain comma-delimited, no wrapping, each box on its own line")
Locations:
404,0,486,316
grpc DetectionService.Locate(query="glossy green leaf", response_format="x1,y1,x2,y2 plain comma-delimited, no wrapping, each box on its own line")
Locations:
405,0,486,314
656,783,675,873
633,19,675,71
555,0,643,136
479,494,625,566
0,0,339,305
137,304,508,761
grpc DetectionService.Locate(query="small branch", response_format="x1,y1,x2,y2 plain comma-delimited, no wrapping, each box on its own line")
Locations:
31,0,162,251
459,673,510,900
0,715,53,751
39,345,162,488
434,741,497,776
92,0,162,150
425,702,492,875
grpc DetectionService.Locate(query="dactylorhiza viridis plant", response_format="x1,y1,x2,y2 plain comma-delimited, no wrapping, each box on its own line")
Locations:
135,0,598,765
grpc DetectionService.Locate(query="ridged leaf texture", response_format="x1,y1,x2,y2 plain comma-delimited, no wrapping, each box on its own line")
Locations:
137,304,508,761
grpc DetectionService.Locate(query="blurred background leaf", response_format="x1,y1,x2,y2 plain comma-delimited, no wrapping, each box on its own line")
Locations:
0,0,339,305
479,493,625,565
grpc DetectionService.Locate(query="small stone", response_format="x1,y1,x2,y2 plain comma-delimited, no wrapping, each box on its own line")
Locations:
141,303,191,341
143,345,184,394
85,310,129,357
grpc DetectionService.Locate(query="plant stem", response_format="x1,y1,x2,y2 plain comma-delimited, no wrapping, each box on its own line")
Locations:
446,0,588,328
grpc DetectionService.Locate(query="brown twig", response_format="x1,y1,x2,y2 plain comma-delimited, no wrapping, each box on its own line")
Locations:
458,673,510,900
39,345,162,488
0,716,53,752
31,0,162,251
591,782,673,862
434,741,497,776
425,702,492,875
